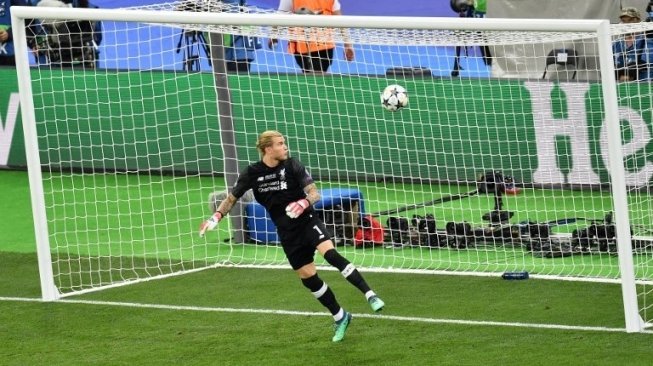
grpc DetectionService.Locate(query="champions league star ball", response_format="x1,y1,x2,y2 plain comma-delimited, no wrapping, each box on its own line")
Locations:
381,84,408,112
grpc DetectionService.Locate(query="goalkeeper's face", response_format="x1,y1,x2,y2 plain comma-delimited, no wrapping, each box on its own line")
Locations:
266,136,289,161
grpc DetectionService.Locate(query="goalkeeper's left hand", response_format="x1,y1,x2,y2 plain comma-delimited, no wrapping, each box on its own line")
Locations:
285,199,309,219
199,211,223,237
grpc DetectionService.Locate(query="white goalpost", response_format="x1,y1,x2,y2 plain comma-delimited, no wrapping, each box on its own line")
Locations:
10,3,652,332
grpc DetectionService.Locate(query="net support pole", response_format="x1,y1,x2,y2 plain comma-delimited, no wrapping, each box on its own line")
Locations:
208,32,245,243
10,12,59,301
596,20,643,333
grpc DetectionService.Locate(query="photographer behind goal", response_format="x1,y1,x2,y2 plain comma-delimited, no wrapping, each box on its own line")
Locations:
612,6,653,81
35,0,102,68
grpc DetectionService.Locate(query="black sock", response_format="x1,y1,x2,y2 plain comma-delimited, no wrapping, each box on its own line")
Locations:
301,274,341,315
323,249,372,295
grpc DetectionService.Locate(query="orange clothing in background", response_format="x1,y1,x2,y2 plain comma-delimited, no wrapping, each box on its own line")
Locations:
288,0,336,55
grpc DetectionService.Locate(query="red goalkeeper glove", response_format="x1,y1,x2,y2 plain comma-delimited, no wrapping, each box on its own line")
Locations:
285,199,309,219
199,211,223,237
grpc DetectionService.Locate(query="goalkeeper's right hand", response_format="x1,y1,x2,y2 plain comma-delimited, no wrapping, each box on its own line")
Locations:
199,211,223,237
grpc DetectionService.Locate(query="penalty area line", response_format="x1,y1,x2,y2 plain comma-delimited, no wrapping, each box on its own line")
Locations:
1,296,650,334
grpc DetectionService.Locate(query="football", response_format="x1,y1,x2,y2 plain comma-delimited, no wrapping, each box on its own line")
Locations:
380,84,408,112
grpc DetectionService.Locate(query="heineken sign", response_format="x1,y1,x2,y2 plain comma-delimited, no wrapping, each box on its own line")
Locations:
525,81,653,187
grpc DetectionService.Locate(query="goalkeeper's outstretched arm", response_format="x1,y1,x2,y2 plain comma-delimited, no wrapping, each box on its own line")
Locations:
216,193,239,216
199,193,239,237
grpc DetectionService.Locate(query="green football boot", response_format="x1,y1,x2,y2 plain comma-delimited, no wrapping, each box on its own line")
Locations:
332,311,352,342
368,296,385,312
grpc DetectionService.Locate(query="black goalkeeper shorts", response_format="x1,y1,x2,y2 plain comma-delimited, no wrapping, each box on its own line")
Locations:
277,213,332,270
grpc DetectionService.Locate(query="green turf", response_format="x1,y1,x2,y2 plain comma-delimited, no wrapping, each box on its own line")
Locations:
1,251,653,365
2,169,653,365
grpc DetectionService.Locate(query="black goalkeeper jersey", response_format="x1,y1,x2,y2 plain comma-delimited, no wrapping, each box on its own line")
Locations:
231,158,315,230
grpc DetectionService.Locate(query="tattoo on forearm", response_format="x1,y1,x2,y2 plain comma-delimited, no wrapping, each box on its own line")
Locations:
304,183,321,205
216,194,237,215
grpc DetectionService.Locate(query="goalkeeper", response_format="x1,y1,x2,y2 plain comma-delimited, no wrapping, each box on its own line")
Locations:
199,130,384,342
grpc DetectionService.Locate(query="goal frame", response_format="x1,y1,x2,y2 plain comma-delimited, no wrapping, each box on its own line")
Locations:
10,6,643,332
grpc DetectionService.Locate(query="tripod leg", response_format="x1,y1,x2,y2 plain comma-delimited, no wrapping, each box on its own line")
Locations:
451,46,463,77
184,36,200,71
481,45,492,66
198,32,211,67
494,191,503,211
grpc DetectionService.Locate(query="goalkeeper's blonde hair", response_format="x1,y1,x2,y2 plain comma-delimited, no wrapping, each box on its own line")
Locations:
256,130,283,155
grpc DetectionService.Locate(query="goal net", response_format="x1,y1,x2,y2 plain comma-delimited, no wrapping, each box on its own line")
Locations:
10,2,651,331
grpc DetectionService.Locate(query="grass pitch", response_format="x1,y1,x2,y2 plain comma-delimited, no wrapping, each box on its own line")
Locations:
1,169,652,365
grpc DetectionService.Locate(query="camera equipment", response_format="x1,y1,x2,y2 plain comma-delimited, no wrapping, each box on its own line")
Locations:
449,0,472,13
449,0,492,77
41,19,99,69
176,29,211,71
571,212,617,253
478,170,513,224
386,216,410,247
412,214,441,247
174,0,214,71
445,221,473,249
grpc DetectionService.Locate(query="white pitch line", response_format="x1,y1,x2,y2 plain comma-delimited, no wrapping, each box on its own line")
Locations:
1,296,651,334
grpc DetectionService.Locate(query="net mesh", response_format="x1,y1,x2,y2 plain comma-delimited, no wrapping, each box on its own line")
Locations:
14,6,652,327
121,1,653,46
